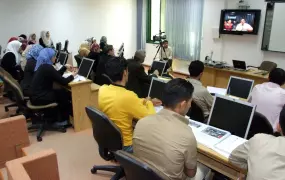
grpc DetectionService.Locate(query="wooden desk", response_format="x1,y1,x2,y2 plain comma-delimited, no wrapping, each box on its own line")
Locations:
67,80,100,132
198,144,246,180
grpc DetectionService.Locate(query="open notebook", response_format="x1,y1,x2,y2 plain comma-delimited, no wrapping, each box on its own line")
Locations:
188,119,247,158
62,72,86,82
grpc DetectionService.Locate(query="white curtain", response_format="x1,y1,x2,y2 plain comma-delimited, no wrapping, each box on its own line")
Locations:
165,0,204,60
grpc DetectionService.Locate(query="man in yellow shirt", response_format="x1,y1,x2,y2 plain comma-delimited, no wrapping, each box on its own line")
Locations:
98,57,159,153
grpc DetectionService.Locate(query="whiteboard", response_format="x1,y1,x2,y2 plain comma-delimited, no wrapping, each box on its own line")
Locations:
269,3,285,52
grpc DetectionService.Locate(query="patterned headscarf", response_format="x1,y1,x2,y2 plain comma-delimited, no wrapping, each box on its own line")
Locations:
34,48,55,71
90,43,100,52
26,44,43,61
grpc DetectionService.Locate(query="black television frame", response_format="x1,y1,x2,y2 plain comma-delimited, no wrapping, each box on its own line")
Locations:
219,9,262,35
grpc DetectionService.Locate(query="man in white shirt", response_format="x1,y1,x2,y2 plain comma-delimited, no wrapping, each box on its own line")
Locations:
159,40,172,60
229,105,285,180
236,19,253,32
249,68,285,130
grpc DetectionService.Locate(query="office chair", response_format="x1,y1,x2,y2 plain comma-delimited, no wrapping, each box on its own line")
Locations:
114,150,163,180
187,101,205,123
102,74,113,85
248,61,277,72
74,55,82,67
247,112,273,140
85,106,125,180
63,40,69,53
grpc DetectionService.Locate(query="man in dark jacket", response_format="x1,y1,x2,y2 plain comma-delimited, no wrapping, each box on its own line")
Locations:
126,50,152,98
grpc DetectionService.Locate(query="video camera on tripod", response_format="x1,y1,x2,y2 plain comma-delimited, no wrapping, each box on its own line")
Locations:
153,32,167,42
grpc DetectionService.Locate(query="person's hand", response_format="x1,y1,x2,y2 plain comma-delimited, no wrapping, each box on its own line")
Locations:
65,64,73,72
153,70,159,76
151,98,162,106
72,70,78,77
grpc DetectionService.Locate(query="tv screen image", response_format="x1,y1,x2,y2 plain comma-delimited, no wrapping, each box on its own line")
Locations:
220,9,261,35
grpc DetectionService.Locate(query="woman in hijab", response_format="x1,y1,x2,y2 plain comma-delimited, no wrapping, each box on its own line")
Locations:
99,36,107,50
79,41,90,50
1,41,26,81
20,44,44,96
31,48,76,124
8,34,27,43
39,31,54,48
28,33,37,45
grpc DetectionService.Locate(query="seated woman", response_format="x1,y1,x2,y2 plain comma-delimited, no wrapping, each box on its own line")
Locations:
126,50,153,98
20,44,43,96
31,48,76,124
1,41,26,82
39,31,54,48
28,33,37,45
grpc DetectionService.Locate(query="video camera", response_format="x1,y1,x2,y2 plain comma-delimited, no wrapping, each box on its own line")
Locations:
153,32,167,42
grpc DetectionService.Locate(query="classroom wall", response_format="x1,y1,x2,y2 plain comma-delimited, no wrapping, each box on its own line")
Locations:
145,0,285,75
0,0,137,60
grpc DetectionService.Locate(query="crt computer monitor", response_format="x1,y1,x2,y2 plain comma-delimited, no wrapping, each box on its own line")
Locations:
150,61,167,76
78,58,95,78
226,76,254,99
58,52,68,65
148,77,169,100
207,95,256,139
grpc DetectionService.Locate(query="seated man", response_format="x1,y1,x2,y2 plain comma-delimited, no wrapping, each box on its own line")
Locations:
249,68,285,131
229,105,285,180
126,50,152,98
188,60,213,118
98,57,158,153
133,78,210,180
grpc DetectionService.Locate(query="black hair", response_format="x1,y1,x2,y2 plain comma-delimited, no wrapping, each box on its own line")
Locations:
163,40,168,43
103,45,113,54
19,34,27,40
269,68,285,86
162,78,194,109
105,57,128,82
188,60,204,77
279,105,285,134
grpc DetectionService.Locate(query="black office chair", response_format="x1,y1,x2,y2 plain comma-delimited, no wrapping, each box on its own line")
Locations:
187,101,205,123
74,55,82,67
114,150,163,180
85,106,125,180
247,112,273,139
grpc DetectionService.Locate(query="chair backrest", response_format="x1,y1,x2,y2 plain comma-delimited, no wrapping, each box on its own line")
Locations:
187,101,205,123
74,55,82,67
247,112,273,139
259,61,277,72
114,150,163,180
0,66,25,107
85,106,123,152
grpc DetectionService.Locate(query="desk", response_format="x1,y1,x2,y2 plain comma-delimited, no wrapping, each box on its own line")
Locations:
198,144,246,180
67,80,100,132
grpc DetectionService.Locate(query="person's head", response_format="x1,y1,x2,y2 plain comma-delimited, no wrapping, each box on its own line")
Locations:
228,20,232,24
104,45,114,56
269,68,285,86
46,31,50,38
162,78,194,116
91,42,100,53
134,50,146,64
35,48,56,71
6,41,23,54
31,33,36,40
79,48,90,57
188,60,204,79
19,34,27,40
163,40,168,48
105,57,128,85
277,105,285,135
100,36,107,44
26,44,44,60
241,19,245,25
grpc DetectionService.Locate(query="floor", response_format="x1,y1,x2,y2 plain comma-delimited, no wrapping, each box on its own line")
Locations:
0,89,116,180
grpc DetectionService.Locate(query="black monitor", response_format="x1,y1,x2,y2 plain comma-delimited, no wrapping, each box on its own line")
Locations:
226,76,254,99
150,61,167,76
207,95,256,138
58,52,68,65
78,58,95,78
148,77,169,100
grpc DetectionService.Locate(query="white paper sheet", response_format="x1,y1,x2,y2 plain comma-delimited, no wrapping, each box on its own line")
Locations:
207,86,227,96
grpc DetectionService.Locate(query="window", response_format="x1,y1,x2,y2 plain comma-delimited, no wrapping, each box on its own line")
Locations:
146,0,165,43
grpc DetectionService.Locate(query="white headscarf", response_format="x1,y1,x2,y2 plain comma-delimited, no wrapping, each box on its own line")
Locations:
5,41,22,64
41,31,52,47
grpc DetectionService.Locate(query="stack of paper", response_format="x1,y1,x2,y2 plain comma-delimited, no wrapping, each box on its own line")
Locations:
207,86,227,96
